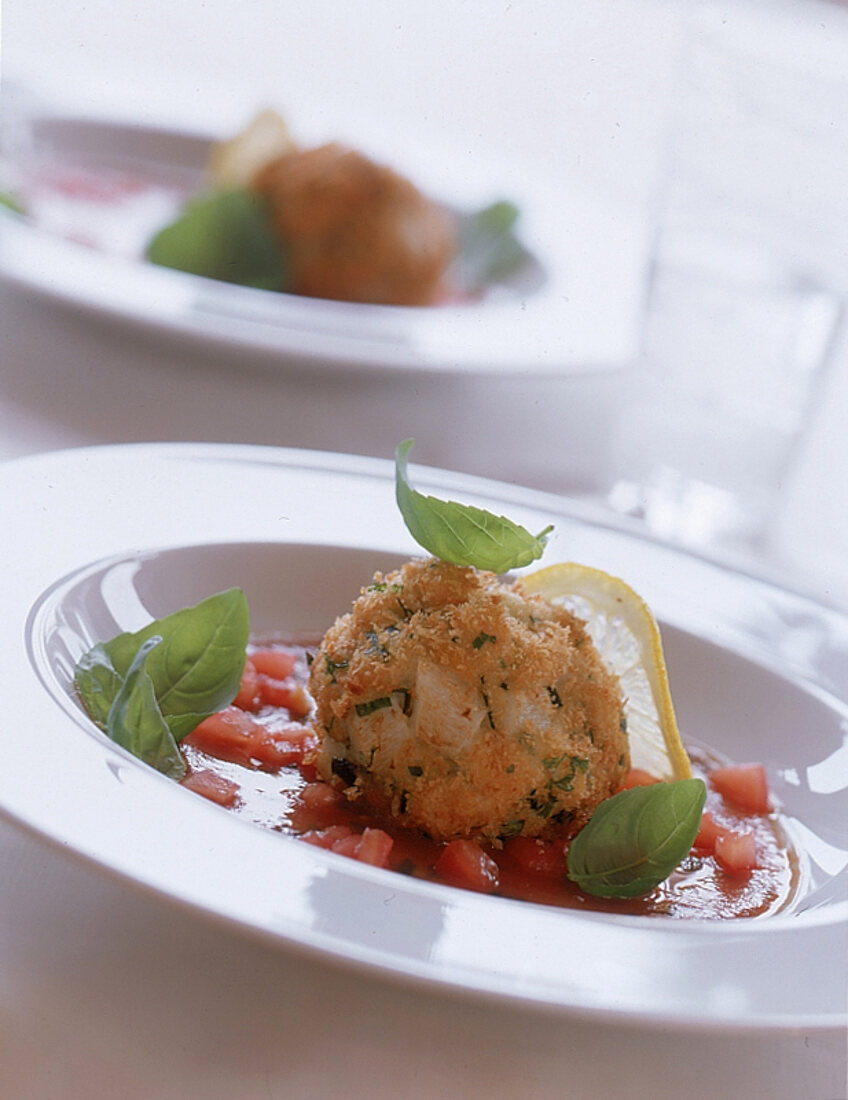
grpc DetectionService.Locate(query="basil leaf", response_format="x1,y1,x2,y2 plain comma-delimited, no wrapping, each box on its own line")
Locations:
395,439,552,572
146,188,288,291
566,778,707,898
74,588,249,773
74,642,125,729
106,636,186,780
454,200,532,292
0,191,25,215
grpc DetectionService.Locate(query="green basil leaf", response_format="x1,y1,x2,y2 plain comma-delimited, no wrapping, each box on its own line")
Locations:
74,587,249,767
0,191,25,215
74,642,125,728
146,188,288,291
566,778,707,898
395,439,552,572
453,200,532,292
106,636,186,780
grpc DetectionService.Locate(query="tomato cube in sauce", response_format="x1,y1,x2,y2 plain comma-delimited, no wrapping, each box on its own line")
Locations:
288,781,348,831
502,835,569,877
250,648,298,680
300,824,356,850
435,839,500,894
185,706,316,770
232,657,262,711
257,675,311,716
714,831,759,876
710,763,770,814
692,811,729,853
181,768,240,807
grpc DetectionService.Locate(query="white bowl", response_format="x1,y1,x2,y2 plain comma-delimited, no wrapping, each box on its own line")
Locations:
4,442,847,1030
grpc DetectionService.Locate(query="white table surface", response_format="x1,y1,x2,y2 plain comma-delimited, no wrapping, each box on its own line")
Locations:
2,2,847,1097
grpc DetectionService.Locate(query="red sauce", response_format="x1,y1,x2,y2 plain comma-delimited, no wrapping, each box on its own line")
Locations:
180,640,796,920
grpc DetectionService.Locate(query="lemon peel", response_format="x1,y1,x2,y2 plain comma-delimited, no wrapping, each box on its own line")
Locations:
520,562,691,783
208,108,296,189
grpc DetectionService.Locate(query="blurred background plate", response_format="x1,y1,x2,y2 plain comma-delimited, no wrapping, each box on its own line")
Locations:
0,108,646,377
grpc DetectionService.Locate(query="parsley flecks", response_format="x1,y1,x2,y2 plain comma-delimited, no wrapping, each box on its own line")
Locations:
324,655,349,683
355,696,393,717
546,685,564,708
472,631,497,650
528,791,557,818
393,688,413,716
550,756,589,792
480,679,495,729
331,757,358,786
408,765,423,777
364,630,390,659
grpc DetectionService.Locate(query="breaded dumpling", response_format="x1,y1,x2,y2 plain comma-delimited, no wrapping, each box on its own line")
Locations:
309,558,628,843
252,143,457,305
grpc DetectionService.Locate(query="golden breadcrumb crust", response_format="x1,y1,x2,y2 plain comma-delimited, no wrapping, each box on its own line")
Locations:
252,143,457,305
309,558,628,842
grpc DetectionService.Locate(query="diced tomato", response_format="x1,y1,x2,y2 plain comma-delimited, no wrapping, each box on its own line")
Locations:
186,708,261,764
288,780,348,831
298,781,344,811
250,648,298,680
260,725,317,767
300,824,355,849
298,757,319,783
257,675,312,717
329,829,393,866
714,831,759,877
710,763,770,814
231,657,262,711
186,707,316,770
351,827,394,867
330,833,364,858
300,825,393,868
180,768,240,807
503,835,569,876
692,811,729,853
620,768,661,790
435,839,500,894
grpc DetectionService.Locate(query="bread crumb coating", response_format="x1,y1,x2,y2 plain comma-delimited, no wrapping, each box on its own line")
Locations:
252,143,456,305
309,558,628,842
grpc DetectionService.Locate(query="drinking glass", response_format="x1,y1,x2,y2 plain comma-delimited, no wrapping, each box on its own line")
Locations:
608,3,845,555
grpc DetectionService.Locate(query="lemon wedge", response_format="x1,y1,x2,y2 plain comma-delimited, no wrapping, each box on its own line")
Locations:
520,562,692,782
208,108,296,189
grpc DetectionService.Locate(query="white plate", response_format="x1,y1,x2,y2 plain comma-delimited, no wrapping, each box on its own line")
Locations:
3,443,847,1031
0,111,644,375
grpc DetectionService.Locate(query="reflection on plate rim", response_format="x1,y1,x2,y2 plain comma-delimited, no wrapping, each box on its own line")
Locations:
3,442,847,1033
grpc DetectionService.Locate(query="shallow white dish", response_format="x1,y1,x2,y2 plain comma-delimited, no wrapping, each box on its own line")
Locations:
4,443,847,1031
0,111,644,375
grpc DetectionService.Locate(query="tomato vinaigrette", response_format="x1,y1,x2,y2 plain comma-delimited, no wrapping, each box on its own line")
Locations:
176,640,797,920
